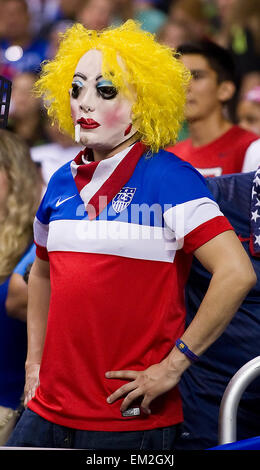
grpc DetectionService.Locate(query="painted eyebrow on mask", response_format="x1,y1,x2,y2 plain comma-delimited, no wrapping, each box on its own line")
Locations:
72,73,105,82
73,72,87,81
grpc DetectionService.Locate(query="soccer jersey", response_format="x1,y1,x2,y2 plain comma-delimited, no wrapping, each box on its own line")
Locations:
167,125,260,177
29,143,232,431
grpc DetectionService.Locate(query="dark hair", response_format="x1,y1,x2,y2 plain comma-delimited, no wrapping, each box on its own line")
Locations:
176,39,238,85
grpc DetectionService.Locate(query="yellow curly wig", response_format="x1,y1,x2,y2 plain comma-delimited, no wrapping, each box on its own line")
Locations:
35,20,190,153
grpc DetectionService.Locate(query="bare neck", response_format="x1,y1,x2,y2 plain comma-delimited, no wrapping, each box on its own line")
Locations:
188,111,233,147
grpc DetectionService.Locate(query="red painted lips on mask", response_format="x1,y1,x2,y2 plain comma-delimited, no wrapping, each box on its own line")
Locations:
77,118,100,129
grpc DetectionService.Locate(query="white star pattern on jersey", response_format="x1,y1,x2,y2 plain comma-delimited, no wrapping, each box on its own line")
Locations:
251,168,260,252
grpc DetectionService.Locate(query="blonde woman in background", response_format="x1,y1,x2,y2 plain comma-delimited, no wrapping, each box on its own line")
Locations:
0,130,40,282
0,129,40,445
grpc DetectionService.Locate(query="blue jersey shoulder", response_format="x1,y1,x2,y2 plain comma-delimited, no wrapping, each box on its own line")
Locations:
137,148,213,206
47,160,74,193
142,148,204,180
36,161,78,224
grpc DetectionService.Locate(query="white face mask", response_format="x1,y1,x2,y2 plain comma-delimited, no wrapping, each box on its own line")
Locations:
70,49,137,151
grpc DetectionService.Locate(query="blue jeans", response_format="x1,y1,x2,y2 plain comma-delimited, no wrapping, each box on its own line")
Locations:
6,408,178,450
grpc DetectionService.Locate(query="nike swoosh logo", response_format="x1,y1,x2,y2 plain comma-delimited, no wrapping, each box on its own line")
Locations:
56,194,77,207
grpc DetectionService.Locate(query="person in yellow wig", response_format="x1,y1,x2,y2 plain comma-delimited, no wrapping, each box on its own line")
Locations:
7,20,256,450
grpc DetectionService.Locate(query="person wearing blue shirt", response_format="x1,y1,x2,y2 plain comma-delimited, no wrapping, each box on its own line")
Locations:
0,244,36,445
0,0,49,76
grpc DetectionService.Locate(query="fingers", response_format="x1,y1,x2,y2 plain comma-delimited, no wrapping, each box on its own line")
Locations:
140,395,152,415
107,380,137,405
106,370,153,414
107,383,153,415
105,370,138,380
120,388,143,413
106,370,142,412
105,365,174,416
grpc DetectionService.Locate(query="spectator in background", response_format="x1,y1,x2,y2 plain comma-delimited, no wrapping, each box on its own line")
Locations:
0,0,49,75
175,169,260,449
0,62,17,82
159,0,211,143
0,131,40,283
25,0,62,37
0,130,40,445
8,72,47,148
76,0,115,31
31,112,82,192
213,0,260,80
77,0,166,34
134,0,167,34
157,14,191,144
58,0,86,22
28,0,85,39
236,86,260,172
212,0,237,47
46,20,75,60
157,20,193,50
237,87,260,136
6,245,36,324
167,40,260,176
112,0,135,25
239,71,260,100
168,0,210,41
238,71,260,171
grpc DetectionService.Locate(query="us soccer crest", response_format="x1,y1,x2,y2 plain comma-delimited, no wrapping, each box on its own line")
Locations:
112,187,136,213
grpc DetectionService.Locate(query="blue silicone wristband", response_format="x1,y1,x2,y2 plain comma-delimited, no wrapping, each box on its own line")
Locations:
175,338,199,362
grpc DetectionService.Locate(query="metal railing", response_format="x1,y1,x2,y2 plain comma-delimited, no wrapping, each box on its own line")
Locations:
218,356,260,445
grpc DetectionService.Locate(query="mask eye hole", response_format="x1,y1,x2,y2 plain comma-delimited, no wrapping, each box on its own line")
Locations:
71,80,83,99
96,80,117,100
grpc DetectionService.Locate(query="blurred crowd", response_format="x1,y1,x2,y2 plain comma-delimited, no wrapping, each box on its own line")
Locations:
1,0,260,449
1,0,260,152
0,0,259,153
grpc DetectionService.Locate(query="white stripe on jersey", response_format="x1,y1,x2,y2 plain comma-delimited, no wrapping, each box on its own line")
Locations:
46,219,178,263
163,197,223,243
34,197,223,261
34,217,49,247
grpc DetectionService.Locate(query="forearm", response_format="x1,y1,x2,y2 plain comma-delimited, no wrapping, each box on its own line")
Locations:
25,261,50,368
165,267,255,376
6,273,28,322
